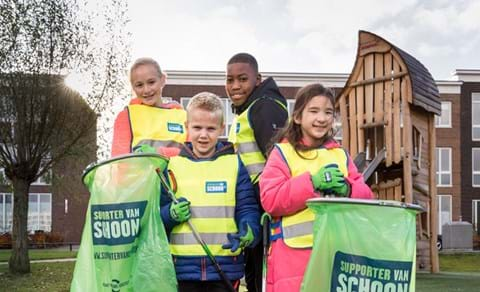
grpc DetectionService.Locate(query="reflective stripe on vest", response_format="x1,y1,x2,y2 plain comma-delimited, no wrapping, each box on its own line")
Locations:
168,154,241,256
276,142,349,248
228,98,287,184
128,104,187,150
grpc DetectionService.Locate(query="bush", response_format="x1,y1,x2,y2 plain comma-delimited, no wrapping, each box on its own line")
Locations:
0,231,64,248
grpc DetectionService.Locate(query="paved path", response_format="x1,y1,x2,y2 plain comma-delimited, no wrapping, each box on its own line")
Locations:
0,258,76,265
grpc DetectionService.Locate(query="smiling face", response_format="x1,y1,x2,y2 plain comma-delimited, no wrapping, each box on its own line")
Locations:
187,108,225,159
130,64,165,107
294,95,335,148
225,62,261,107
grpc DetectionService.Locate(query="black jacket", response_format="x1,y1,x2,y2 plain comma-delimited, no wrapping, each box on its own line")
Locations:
232,77,288,157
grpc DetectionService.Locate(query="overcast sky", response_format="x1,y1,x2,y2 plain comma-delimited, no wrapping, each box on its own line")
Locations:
126,0,480,81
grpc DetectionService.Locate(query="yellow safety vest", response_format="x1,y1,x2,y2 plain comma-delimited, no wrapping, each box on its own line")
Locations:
128,104,187,150
228,98,287,184
276,143,349,248
168,154,241,256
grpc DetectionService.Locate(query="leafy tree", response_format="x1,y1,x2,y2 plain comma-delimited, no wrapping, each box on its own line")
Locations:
0,0,130,273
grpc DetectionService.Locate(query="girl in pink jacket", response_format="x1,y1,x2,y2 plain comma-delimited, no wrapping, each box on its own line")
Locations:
259,83,373,292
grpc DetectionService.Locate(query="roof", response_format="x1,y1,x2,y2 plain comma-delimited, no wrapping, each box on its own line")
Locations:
339,30,441,115
394,44,441,115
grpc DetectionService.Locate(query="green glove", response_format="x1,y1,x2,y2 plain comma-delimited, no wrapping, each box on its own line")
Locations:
222,223,254,252
169,199,191,223
239,224,254,249
133,144,157,153
332,182,349,197
311,164,346,194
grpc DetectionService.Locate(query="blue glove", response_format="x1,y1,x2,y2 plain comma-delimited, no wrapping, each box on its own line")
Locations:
222,223,254,252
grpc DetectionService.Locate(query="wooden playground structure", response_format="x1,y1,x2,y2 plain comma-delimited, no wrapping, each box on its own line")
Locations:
336,30,440,272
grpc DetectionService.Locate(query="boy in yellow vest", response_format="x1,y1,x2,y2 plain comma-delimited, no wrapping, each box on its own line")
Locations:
160,92,261,292
226,52,288,292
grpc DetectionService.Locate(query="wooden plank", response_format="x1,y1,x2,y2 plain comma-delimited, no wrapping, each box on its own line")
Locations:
386,186,394,200
374,53,384,123
348,72,407,87
364,54,374,124
356,88,365,153
384,53,393,166
402,77,413,204
356,77,365,153
348,89,358,156
404,75,413,104
359,32,392,56
394,181,402,201
390,49,408,73
392,60,402,163
428,114,439,273
349,56,365,86
339,96,349,150
360,121,387,129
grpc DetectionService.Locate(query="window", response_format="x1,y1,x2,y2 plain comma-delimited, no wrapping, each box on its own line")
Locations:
32,169,52,185
28,193,52,232
473,200,480,233
435,101,451,128
0,168,8,186
473,148,480,187
0,193,13,233
437,195,452,235
473,93,480,140
180,97,233,138
286,99,295,115
436,147,452,186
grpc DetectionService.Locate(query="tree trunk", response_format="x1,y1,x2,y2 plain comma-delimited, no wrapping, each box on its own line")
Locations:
9,178,31,274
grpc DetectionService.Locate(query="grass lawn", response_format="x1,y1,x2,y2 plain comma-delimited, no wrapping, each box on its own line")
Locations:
0,252,479,291
0,261,74,292
0,249,77,262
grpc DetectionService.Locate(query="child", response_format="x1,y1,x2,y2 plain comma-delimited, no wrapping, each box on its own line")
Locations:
111,57,186,157
225,53,288,292
160,92,261,292
259,83,373,292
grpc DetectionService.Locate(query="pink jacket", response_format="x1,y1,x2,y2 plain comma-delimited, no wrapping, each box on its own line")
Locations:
260,139,373,292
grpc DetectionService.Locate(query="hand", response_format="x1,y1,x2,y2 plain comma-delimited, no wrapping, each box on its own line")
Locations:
332,182,349,197
311,164,346,194
222,223,254,252
169,198,191,223
133,144,157,153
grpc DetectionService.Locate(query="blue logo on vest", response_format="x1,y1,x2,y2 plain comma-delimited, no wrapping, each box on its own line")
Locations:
235,122,240,134
331,251,413,292
167,122,184,133
205,181,227,193
91,201,147,246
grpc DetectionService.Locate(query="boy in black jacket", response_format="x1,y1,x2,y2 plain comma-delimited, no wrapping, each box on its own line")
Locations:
225,53,288,292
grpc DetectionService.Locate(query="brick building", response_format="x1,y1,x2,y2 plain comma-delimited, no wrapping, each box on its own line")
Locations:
2,69,478,243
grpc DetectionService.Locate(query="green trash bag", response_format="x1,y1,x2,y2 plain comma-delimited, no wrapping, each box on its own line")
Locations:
301,198,423,292
71,153,177,292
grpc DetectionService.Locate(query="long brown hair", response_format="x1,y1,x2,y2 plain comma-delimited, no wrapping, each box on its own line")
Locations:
270,83,336,157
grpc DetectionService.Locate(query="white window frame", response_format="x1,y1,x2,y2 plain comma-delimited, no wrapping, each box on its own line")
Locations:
473,93,480,141
473,200,480,233
180,97,233,139
286,99,295,115
0,192,13,232
27,193,52,232
473,148,480,187
437,194,452,235
436,147,452,187
435,101,452,128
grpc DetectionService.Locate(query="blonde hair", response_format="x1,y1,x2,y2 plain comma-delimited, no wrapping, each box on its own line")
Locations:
129,57,163,83
187,92,224,125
